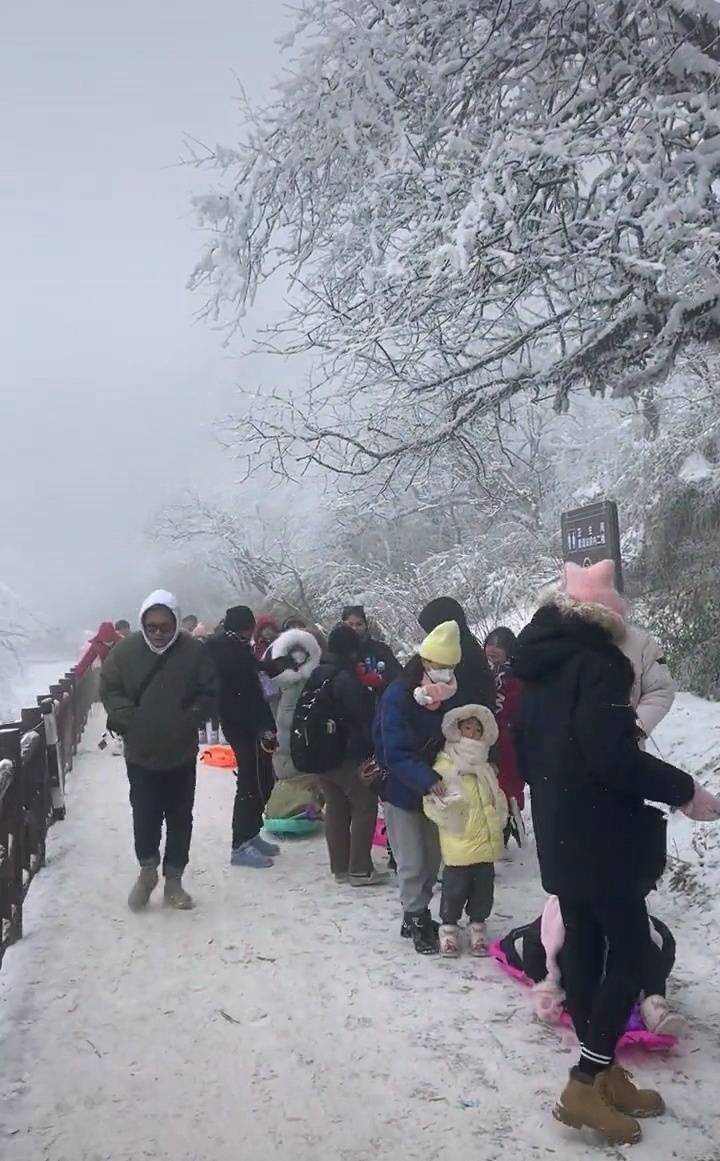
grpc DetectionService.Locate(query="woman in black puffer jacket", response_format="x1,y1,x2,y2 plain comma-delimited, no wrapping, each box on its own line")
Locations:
513,564,717,1145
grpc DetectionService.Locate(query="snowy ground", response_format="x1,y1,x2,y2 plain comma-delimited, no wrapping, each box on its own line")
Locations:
1,701,720,1160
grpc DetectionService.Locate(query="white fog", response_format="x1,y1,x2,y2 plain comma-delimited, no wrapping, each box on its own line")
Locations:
1,0,294,641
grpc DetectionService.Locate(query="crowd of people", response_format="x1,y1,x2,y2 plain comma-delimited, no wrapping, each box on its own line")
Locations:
99,562,720,1146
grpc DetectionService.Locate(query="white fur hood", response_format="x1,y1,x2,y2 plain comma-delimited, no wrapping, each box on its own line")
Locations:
441,704,499,749
269,628,321,688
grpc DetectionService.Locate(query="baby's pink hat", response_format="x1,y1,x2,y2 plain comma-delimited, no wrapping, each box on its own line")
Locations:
562,560,626,618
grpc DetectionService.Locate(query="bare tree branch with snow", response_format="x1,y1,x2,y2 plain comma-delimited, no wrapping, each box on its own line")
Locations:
191,0,720,479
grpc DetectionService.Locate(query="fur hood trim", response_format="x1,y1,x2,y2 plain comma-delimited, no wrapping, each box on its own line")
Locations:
441,704,499,748
541,591,626,642
269,629,321,688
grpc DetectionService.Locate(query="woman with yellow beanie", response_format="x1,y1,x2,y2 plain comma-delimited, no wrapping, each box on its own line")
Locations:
373,621,462,954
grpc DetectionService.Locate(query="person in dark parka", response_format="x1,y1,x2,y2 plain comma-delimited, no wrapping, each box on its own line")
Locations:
101,590,217,912
418,597,496,713
513,569,719,1145
306,623,386,886
206,605,295,868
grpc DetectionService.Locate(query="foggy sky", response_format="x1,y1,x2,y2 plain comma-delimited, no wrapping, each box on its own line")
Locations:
1,0,292,631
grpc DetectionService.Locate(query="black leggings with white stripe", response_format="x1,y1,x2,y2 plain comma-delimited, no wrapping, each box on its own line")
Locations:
558,895,652,1075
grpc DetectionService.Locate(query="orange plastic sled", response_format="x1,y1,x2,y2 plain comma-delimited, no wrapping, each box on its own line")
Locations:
200,745,237,769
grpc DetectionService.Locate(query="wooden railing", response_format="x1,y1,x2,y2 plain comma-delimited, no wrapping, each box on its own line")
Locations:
0,659,99,969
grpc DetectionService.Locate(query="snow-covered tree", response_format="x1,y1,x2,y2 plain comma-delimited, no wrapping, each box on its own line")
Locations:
0,582,35,722
192,0,720,481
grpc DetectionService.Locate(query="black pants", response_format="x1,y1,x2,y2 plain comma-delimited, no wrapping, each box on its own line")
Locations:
558,895,651,1066
127,763,196,873
225,730,275,848
440,863,495,924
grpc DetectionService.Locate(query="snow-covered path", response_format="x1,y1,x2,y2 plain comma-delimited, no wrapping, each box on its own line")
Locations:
2,707,720,1161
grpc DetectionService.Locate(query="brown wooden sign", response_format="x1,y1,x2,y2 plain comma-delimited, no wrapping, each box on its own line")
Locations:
561,500,623,592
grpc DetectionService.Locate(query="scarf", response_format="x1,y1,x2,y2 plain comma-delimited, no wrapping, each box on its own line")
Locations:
413,672,458,711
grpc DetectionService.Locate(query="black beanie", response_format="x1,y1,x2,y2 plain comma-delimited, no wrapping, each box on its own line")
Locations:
328,622,361,658
224,605,256,633
418,597,468,633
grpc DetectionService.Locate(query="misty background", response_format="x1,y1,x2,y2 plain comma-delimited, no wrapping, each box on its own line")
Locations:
2,0,718,716
1,0,294,635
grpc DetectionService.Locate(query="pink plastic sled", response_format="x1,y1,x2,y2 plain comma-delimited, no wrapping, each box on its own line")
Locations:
489,941,677,1052
373,818,388,849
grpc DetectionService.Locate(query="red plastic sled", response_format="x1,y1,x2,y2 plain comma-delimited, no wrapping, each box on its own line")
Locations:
489,941,677,1052
200,745,236,769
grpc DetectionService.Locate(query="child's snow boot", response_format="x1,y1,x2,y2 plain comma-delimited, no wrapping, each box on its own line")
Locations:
640,994,684,1037
439,924,460,957
469,921,489,957
401,913,439,940
127,863,159,912
230,842,274,868
553,1070,642,1145
408,910,439,955
251,833,281,857
163,869,194,910
603,1065,665,1117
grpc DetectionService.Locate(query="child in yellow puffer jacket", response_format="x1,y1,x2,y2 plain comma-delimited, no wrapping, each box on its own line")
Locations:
424,704,507,958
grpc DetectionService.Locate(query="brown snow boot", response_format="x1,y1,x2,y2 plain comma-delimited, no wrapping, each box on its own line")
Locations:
553,1070,642,1145
604,1065,665,1118
163,869,194,910
128,864,159,912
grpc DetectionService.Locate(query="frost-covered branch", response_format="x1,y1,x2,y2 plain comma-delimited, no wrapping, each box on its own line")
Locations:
192,0,720,477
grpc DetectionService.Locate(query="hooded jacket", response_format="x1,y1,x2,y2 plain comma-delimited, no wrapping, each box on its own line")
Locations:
418,598,496,712
268,628,322,779
100,591,217,770
620,623,676,737
424,705,507,865
513,599,694,899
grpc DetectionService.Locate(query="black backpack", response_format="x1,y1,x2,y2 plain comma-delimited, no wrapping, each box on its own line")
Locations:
290,672,348,774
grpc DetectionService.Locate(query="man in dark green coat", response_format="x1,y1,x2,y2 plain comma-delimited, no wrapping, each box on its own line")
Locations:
100,589,217,912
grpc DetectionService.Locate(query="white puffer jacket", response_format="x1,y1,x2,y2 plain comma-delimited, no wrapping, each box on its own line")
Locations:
268,629,322,779
619,623,675,738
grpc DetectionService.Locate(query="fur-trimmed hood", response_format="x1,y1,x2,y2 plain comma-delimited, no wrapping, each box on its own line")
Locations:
514,598,633,687
540,590,625,641
269,628,321,688
441,704,499,749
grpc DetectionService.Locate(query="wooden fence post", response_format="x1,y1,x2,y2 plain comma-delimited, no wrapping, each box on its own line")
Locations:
39,697,66,822
0,728,24,958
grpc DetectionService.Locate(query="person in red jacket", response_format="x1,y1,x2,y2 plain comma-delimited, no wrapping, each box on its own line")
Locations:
253,615,280,660
485,627,525,846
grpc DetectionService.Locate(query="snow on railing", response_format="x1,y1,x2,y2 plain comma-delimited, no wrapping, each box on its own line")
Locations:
0,627,110,969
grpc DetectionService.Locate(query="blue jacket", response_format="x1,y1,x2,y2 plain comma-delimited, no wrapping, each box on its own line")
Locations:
374,679,459,812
